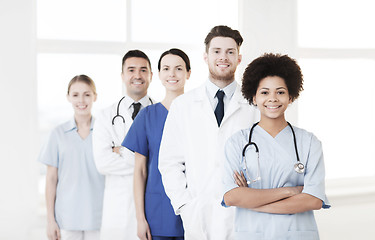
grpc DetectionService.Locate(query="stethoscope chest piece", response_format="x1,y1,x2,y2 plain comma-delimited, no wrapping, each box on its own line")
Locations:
294,162,305,174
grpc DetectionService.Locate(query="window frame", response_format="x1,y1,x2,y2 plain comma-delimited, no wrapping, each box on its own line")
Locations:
296,4,375,198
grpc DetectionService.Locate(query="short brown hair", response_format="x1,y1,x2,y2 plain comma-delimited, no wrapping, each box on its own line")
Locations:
204,25,243,53
122,50,152,72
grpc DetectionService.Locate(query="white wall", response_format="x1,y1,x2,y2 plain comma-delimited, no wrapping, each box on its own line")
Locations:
0,0,39,239
239,0,299,124
1,0,374,239
239,1,375,239
316,181,375,239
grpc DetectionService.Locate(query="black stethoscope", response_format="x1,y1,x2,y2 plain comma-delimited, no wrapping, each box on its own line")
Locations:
111,96,153,125
242,122,305,184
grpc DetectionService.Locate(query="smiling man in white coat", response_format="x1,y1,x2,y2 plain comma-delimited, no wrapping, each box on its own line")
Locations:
93,50,153,240
159,26,256,239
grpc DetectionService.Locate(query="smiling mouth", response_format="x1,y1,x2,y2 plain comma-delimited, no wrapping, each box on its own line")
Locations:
266,105,281,109
167,80,178,83
77,105,87,109
132,80,144,85
217,64,230,68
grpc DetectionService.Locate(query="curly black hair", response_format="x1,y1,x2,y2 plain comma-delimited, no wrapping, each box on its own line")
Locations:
241,53,304,105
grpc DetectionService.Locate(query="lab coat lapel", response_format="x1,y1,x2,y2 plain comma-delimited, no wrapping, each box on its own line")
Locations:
221,84,245,126
193,85,218,125
120,101,133,134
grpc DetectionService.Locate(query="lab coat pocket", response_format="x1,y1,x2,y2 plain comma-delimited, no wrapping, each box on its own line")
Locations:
179,198,205,239
145,192,162,230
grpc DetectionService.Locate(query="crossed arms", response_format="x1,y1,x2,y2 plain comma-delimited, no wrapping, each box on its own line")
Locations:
223,171,323,214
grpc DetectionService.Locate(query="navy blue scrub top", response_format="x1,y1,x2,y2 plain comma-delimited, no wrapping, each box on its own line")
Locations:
122,103,184,237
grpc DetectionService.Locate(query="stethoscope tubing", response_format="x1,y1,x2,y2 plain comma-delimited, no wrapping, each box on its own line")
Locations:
112,96,126,125
288,121,300,163
111,96,153,125
242,121,304,184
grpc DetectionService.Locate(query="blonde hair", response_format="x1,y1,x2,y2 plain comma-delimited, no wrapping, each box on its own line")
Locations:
67,75,97,95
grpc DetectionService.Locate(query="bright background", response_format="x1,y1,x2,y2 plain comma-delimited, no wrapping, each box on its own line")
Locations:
1,0,375,239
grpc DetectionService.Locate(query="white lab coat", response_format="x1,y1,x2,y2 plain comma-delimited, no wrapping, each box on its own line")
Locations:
159,83,256,240
93,95,153,240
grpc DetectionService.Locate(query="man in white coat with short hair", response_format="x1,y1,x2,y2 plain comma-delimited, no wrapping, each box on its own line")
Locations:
93,50,153,240
159,25,256,240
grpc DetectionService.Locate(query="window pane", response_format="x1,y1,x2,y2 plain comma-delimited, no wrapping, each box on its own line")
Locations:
131,0,238,44
185,50,209,90
298,59,375,179
37,0,126,41
37,53,122,130
298,0,375,48
37,50,210,131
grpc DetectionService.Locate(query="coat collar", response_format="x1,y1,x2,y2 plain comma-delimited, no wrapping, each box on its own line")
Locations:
193,81,247,104
192,81,248,127
123,94,153,110
205,79,237,101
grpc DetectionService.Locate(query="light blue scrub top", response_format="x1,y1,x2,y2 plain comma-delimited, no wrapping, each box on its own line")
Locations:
222,125,330,240
38,118,105,231
122,103,184,237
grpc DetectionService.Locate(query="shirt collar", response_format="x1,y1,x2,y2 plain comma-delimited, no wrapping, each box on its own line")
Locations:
63,117,94,133
64,118,77,132
205,79,237,100
124,94,151,110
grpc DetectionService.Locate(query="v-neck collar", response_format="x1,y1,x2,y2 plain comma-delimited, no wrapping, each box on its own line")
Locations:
255,124,290,140
64,117,94,141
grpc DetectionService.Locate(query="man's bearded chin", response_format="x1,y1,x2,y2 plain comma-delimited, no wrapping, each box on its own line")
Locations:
209,69,236,81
